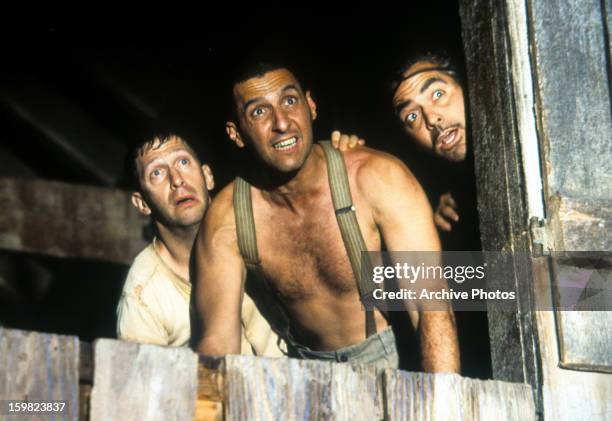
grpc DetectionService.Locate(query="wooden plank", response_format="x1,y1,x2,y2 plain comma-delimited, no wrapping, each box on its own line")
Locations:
196,357,224,421
459,0,542,391
527,0,612,374
533,257,612,420
0,177,148,264
0,327,80,420
223,355,382,420
530,0,612,206
89,339,198,421
548,196,612,252
383,370,536,420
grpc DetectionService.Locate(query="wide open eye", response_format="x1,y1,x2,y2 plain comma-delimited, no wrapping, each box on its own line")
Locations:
406,112,418,123
433,89,444,100
150,167,165,182
251,107,265,118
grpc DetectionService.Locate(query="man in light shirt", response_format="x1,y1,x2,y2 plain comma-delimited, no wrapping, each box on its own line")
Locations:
116,132,284,356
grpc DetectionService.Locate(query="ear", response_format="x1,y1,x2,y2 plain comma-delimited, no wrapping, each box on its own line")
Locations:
226,121,245,148
305,90,317,121
202,164,215,190
131,192,152,216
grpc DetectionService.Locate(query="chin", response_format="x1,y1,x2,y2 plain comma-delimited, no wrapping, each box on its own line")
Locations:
439,141,467,163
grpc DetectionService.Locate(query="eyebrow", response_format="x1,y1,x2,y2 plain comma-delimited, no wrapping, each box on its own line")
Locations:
419,77,446,94
143,149,190,172
394,77,447,115
242,84,301,113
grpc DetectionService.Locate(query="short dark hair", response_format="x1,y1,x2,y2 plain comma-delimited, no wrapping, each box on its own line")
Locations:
225,50,309,121
131,131,200,191
390,50,462,99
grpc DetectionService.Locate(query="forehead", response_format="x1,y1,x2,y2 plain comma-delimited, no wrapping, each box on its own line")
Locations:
233,69,301,105
137,137,196,167
393,62,458,105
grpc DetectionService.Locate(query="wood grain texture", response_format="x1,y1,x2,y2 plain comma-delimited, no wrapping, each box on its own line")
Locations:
0,177,148,264
383,370,536,420
89,339,198,421
459,0,541,391
223,355,382,421
0,327,80,421
527,0,612,374
530,0,612,203
196,356,224,421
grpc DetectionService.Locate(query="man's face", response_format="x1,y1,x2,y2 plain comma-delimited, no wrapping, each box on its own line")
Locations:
393,61,466,162
227,68,317,173
133,136,213,229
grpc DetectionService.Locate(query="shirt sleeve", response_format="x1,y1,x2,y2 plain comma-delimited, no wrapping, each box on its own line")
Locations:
116,290,169,346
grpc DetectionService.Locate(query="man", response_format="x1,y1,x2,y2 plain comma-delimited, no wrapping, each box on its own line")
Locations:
193,62,459,372
116,133,284,356
391,52,479,247
391,52,491,378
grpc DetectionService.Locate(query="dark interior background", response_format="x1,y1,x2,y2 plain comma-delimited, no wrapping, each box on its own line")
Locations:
0,6,490,378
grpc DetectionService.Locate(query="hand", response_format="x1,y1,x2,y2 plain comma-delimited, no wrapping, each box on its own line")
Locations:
331,130,366,151
434,192,459,232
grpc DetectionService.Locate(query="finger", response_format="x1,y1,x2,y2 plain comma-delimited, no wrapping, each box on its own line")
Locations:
348,134,359,148
434,213,452,232
358,139,366,146
442,192,457,209
338,134,350,151
331,130,341,148
440,205,460,222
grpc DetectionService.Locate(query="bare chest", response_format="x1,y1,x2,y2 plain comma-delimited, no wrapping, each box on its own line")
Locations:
252,188,380,302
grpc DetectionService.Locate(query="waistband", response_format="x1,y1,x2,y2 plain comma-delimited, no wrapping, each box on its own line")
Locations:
286,327,396,363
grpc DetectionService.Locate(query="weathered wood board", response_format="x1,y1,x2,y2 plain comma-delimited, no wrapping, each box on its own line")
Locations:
0,327,80,421
0,177,148,264
459,0,541,390
383,370,536,420
223,355,382,421
527,0,612,372
89,339,198,421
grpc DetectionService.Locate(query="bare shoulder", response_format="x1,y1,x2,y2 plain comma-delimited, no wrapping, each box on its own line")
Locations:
201,180,238,247
342,147,421,199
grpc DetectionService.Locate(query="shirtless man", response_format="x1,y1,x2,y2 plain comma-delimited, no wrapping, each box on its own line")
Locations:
193,63,459,372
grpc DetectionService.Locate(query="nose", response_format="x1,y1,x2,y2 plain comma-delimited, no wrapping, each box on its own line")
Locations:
423,107,442,130
169,168,184,189
272,107,290,133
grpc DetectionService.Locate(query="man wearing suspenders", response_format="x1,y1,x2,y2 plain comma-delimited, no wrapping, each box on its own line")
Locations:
192,62,460,373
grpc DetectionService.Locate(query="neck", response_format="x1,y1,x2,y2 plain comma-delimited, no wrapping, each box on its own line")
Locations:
153,222,199,280
253,143,323,198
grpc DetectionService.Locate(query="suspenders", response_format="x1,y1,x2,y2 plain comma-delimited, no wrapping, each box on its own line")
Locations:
233,141,378,339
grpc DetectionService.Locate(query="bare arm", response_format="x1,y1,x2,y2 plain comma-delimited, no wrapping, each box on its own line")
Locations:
359,151,460,373
192,184,246,356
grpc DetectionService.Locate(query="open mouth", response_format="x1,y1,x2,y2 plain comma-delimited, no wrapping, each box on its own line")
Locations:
175,196,196,207
436,128,460,150
272,136,298,151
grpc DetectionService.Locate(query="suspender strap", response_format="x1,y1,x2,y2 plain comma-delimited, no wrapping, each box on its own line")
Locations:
233,177,291,339
233,177,260,269
319,141,377,338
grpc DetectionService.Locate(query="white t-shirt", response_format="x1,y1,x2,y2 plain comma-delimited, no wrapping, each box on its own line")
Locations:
116,242,285,356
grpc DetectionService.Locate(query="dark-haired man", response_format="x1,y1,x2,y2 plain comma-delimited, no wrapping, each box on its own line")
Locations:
391,52,476,239
392,53,491,379
193,64,459,372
